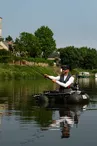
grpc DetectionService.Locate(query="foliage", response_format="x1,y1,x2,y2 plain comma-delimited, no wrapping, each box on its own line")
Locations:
0,49,12,63
0,56,13,63
14,26,56,59
59,46,81,69
5,35,13,42
0,49,11,56
14,32,41,58
3,26,97,70
84,48,97,69
0,64,56,80
59,46,97,70
34,26,56,58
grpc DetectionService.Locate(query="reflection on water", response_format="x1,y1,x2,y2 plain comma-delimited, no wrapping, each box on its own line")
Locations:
79,78,90,87
41,104,88,139
0,78,97,145
95,78,97,85
0,103,8,125
79,78,97,100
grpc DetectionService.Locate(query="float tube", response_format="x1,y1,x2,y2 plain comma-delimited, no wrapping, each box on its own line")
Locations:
33,89,90,105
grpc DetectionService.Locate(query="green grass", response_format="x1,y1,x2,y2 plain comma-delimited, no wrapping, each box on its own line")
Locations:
0,63,96,80
0,63,56,80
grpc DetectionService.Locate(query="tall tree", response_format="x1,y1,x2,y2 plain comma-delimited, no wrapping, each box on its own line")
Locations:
84,48,97,69
59,46,97,69
14,32,41,57
5,35,13,52
34,26,56,58
59,46,81,69
5,35,13,42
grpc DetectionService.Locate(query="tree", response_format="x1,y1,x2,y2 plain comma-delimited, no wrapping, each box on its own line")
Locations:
84,48,97,69
34,26,56,58
59,46,81,69
14,32,41,57
59,46,97,70
5,35,13,52
5,35,13,42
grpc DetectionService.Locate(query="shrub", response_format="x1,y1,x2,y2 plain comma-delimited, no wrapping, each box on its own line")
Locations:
0,49,11,56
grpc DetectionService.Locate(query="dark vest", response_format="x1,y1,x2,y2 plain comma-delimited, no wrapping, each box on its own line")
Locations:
59,73,72,92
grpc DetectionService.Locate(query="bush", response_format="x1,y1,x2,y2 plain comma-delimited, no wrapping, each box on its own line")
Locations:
0,49,11,56
0,56,13,63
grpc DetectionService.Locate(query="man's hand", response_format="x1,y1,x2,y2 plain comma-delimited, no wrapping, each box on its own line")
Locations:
52,79,56,83
44,74,49,78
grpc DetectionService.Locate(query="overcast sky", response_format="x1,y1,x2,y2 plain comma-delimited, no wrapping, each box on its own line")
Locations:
0,0,97,48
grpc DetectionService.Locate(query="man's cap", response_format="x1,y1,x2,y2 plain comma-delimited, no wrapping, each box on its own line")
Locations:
61,65,70,71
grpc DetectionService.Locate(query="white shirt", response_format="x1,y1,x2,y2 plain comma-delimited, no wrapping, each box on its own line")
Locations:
48,75,74,88
49,116,74,128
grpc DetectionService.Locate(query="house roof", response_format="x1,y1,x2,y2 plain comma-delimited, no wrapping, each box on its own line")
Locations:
0,41,9,50
48,51,60,58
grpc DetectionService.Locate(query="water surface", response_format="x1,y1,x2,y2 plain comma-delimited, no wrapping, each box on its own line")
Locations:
0,78,97,146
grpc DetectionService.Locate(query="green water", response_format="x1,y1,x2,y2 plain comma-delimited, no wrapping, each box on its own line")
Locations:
0,78,97,146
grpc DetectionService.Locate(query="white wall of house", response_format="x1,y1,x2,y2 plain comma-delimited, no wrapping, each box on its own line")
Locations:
0,17,2,38
0,41,9,50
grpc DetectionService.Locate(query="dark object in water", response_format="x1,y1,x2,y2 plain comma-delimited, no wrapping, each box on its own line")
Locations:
33,89,90,105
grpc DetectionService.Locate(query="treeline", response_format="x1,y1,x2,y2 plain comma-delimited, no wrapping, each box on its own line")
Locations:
4,25,56,59
1,25,97,70
58,46,97,70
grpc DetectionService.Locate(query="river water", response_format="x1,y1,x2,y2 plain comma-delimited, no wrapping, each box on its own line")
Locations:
0,78,97,146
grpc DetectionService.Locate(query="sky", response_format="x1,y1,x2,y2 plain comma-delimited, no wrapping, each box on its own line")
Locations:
0,0,97,48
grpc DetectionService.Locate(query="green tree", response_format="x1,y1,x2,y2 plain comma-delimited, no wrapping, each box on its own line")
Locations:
78,47,89,68
84,48,97,69
59,46,97,70
5,35,13,52
14,32,41,57
59,46,81,69
34,26,56,58
14,38,22,52
5,35,13,42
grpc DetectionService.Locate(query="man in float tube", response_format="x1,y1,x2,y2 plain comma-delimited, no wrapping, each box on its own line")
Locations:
44,65,75,92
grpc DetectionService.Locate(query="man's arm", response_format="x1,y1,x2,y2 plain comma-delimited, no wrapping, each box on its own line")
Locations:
44,74,60,80
55,76,74,88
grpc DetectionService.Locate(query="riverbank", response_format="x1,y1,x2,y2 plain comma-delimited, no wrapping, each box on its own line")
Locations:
0,63,96,80
0,63,57,80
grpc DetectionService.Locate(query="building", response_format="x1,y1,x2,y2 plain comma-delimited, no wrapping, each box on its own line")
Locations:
48,50,61,66
0,17,2,38
0,17,9,50
0,41,9,50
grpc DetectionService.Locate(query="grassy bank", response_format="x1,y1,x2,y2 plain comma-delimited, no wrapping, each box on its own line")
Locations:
0,63,96,80
0,64,57,80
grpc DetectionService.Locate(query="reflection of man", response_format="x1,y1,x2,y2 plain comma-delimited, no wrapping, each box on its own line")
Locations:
49,109,74,138
49,105,87,138
41,105,87,138
61,122,70,138
60,109,74,138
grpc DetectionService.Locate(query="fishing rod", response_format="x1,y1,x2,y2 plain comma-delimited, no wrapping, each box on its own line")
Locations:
33,67,52,80
33,67,43,76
